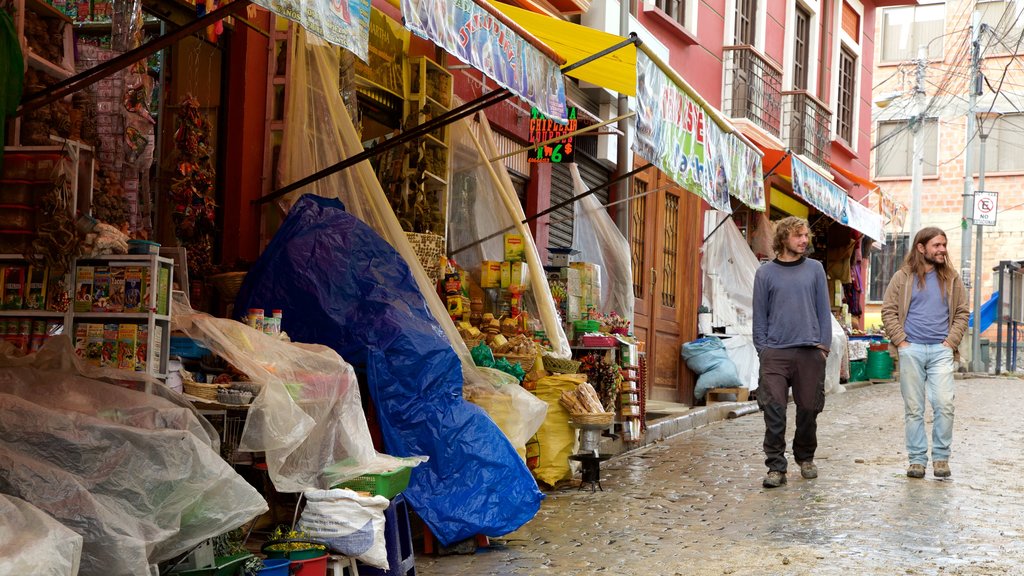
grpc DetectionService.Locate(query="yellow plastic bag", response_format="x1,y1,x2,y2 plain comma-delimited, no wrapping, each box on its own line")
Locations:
531,374,587,486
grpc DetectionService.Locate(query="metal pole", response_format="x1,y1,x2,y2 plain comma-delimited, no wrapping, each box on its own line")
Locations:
615,0,632,238
972,123,988,372
995,262,1005,373
908,45,927,236
961,13,981,291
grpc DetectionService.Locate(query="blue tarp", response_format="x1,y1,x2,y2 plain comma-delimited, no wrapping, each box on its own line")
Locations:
235,195,543,546
969,291,998,332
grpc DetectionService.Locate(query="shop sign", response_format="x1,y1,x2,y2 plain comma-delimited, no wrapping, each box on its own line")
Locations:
354,8,409,95
974,191,998,226
401,0,568,122
528,106,577,163
255,0,371,60
790,154,848,223
703,119,765,212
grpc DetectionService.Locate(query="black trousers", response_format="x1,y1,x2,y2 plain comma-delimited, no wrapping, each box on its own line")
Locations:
757,347,826,472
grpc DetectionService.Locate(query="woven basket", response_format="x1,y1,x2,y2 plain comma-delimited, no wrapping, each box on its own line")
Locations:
462,336,485,349
493,353,536,373
209,271,248,302
570,412,615,426
184,380,222,401
405,232,446,287
543,355,581,374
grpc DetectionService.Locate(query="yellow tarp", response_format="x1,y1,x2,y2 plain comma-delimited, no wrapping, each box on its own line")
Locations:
492,2,636,97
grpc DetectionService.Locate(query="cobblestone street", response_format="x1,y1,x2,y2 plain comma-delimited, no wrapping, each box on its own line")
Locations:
418,377,1024,575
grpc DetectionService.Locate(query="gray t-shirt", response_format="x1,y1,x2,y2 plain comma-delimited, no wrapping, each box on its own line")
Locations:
752,257,833,353
904,270,949,345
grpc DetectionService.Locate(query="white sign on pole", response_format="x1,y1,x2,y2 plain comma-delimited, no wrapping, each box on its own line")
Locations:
974,190,998,226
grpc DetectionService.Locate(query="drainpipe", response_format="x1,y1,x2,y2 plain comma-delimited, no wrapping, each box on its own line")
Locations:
616,0,632,239
817,0,830,104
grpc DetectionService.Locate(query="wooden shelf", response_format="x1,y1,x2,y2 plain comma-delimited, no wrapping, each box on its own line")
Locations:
26,0,71,22
0,310,66,318
26,50,74,80
73,312,170,322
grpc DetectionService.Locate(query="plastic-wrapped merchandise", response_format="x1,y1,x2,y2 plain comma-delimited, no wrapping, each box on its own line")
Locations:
680,337,744,399
0,494,82,576
172,293,419,493
568,164,634,323
0,338,267,575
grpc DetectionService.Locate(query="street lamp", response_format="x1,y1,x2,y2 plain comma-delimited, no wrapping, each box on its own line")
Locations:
972,110,1001,373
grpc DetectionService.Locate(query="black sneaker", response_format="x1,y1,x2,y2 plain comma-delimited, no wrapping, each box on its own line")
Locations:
762,470,787,488
798,461,818,479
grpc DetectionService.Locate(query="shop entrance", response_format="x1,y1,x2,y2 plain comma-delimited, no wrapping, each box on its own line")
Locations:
630,165,699,404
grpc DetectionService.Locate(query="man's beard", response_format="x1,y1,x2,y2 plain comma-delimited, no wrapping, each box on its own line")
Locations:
924,253,946,267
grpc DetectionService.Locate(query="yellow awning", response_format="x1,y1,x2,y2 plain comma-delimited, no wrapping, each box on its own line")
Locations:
491,2,637,96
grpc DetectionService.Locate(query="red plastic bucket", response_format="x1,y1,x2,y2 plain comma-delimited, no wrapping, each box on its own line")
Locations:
290,554,328,576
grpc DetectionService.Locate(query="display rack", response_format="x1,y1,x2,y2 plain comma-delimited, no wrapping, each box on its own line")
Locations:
70,254,173,379
400,55,452,236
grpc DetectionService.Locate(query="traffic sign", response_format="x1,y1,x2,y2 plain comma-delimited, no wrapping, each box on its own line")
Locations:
974,191,998,226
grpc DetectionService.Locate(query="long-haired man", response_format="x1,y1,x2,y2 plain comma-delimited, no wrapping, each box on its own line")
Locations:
753,216,832,488
881,227,969,479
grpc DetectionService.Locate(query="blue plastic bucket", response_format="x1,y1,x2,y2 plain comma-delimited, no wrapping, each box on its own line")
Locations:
258,559,290,576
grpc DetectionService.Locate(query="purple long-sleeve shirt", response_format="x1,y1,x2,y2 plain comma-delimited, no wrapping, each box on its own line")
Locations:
752,257,832,353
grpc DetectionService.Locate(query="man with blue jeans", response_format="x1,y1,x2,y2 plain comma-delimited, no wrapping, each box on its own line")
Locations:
881,227,969,479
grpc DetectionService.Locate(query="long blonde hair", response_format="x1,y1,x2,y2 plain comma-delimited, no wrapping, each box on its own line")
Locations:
772,216,809,255
903,226,954,293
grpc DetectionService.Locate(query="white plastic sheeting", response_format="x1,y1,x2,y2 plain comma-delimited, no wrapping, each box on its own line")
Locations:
273,30,547,451
0,494,82,576
0,338,267,576
447,111,571,358
700,212,846,394
568,164,635,323
171,293,421,492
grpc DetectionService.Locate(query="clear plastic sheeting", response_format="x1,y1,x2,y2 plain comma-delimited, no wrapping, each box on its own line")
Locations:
0,494,83,576
447,112,571,358
825,314,848,395
171,293,418,493
568,163,634,322
274,29,552,419
463,367,547,457
0,338,267,576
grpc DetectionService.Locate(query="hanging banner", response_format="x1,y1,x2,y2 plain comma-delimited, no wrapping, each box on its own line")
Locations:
790,154,848,223
260,0,371,60
845,199,885,244
699,119,734,213
401,0,568,122
634,51,764,213
635,52,726,211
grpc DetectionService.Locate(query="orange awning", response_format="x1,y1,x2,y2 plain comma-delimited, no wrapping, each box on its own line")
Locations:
831,162,880,201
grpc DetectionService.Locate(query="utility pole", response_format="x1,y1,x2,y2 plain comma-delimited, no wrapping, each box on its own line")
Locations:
908,45,927,237
973,112,992,372
961,13,981,292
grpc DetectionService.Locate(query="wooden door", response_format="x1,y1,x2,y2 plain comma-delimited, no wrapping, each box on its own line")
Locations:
630,165,699,404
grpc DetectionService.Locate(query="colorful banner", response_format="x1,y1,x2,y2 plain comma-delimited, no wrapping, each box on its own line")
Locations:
634,51,764,213
790,155,848,224
529,107,577,163
259,0,371,60
401,0,568,122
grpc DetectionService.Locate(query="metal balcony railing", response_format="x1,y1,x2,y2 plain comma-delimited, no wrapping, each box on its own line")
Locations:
723,46,783,138
782,90,832,168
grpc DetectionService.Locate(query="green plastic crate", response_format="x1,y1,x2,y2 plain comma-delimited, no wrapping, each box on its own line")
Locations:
334,467,412,498
573,320,600,333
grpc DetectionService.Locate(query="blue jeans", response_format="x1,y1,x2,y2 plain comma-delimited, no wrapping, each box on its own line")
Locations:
898,343,955,465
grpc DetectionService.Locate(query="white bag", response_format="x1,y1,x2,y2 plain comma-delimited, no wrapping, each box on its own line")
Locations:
297,489,390,569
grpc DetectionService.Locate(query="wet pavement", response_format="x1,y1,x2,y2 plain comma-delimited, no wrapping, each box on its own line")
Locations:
417,377,1024,575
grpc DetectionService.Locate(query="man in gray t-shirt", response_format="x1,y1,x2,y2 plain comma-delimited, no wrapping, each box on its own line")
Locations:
752,216,831,488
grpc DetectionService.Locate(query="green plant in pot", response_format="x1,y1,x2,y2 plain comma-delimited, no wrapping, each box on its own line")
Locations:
261,526,328,560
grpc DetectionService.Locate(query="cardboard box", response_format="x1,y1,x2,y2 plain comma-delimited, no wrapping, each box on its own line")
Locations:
124,267,144,312
510,261,528,288
500,261,511,288
137,324,149,372
108,266,126,313
503,233,525,262
85,323,104,366
480,261,502,288
2,265,26,310
74,266,94,312
117,324,137,371
546,266,581,296
92,267,110,312
100,324,118,367
25,266,48,310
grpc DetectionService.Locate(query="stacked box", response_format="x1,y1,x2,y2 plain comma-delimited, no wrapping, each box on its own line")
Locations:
100,324,118,367
157,266,170,316
85,324,104,365
503,233,525,262
92,267,110,312
24,266,48,310
124,266,144,312
117,324,137,371
136,324,149,372
2,265,26,310
108,266,126,313
74,266,94,312
480,261,502,288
